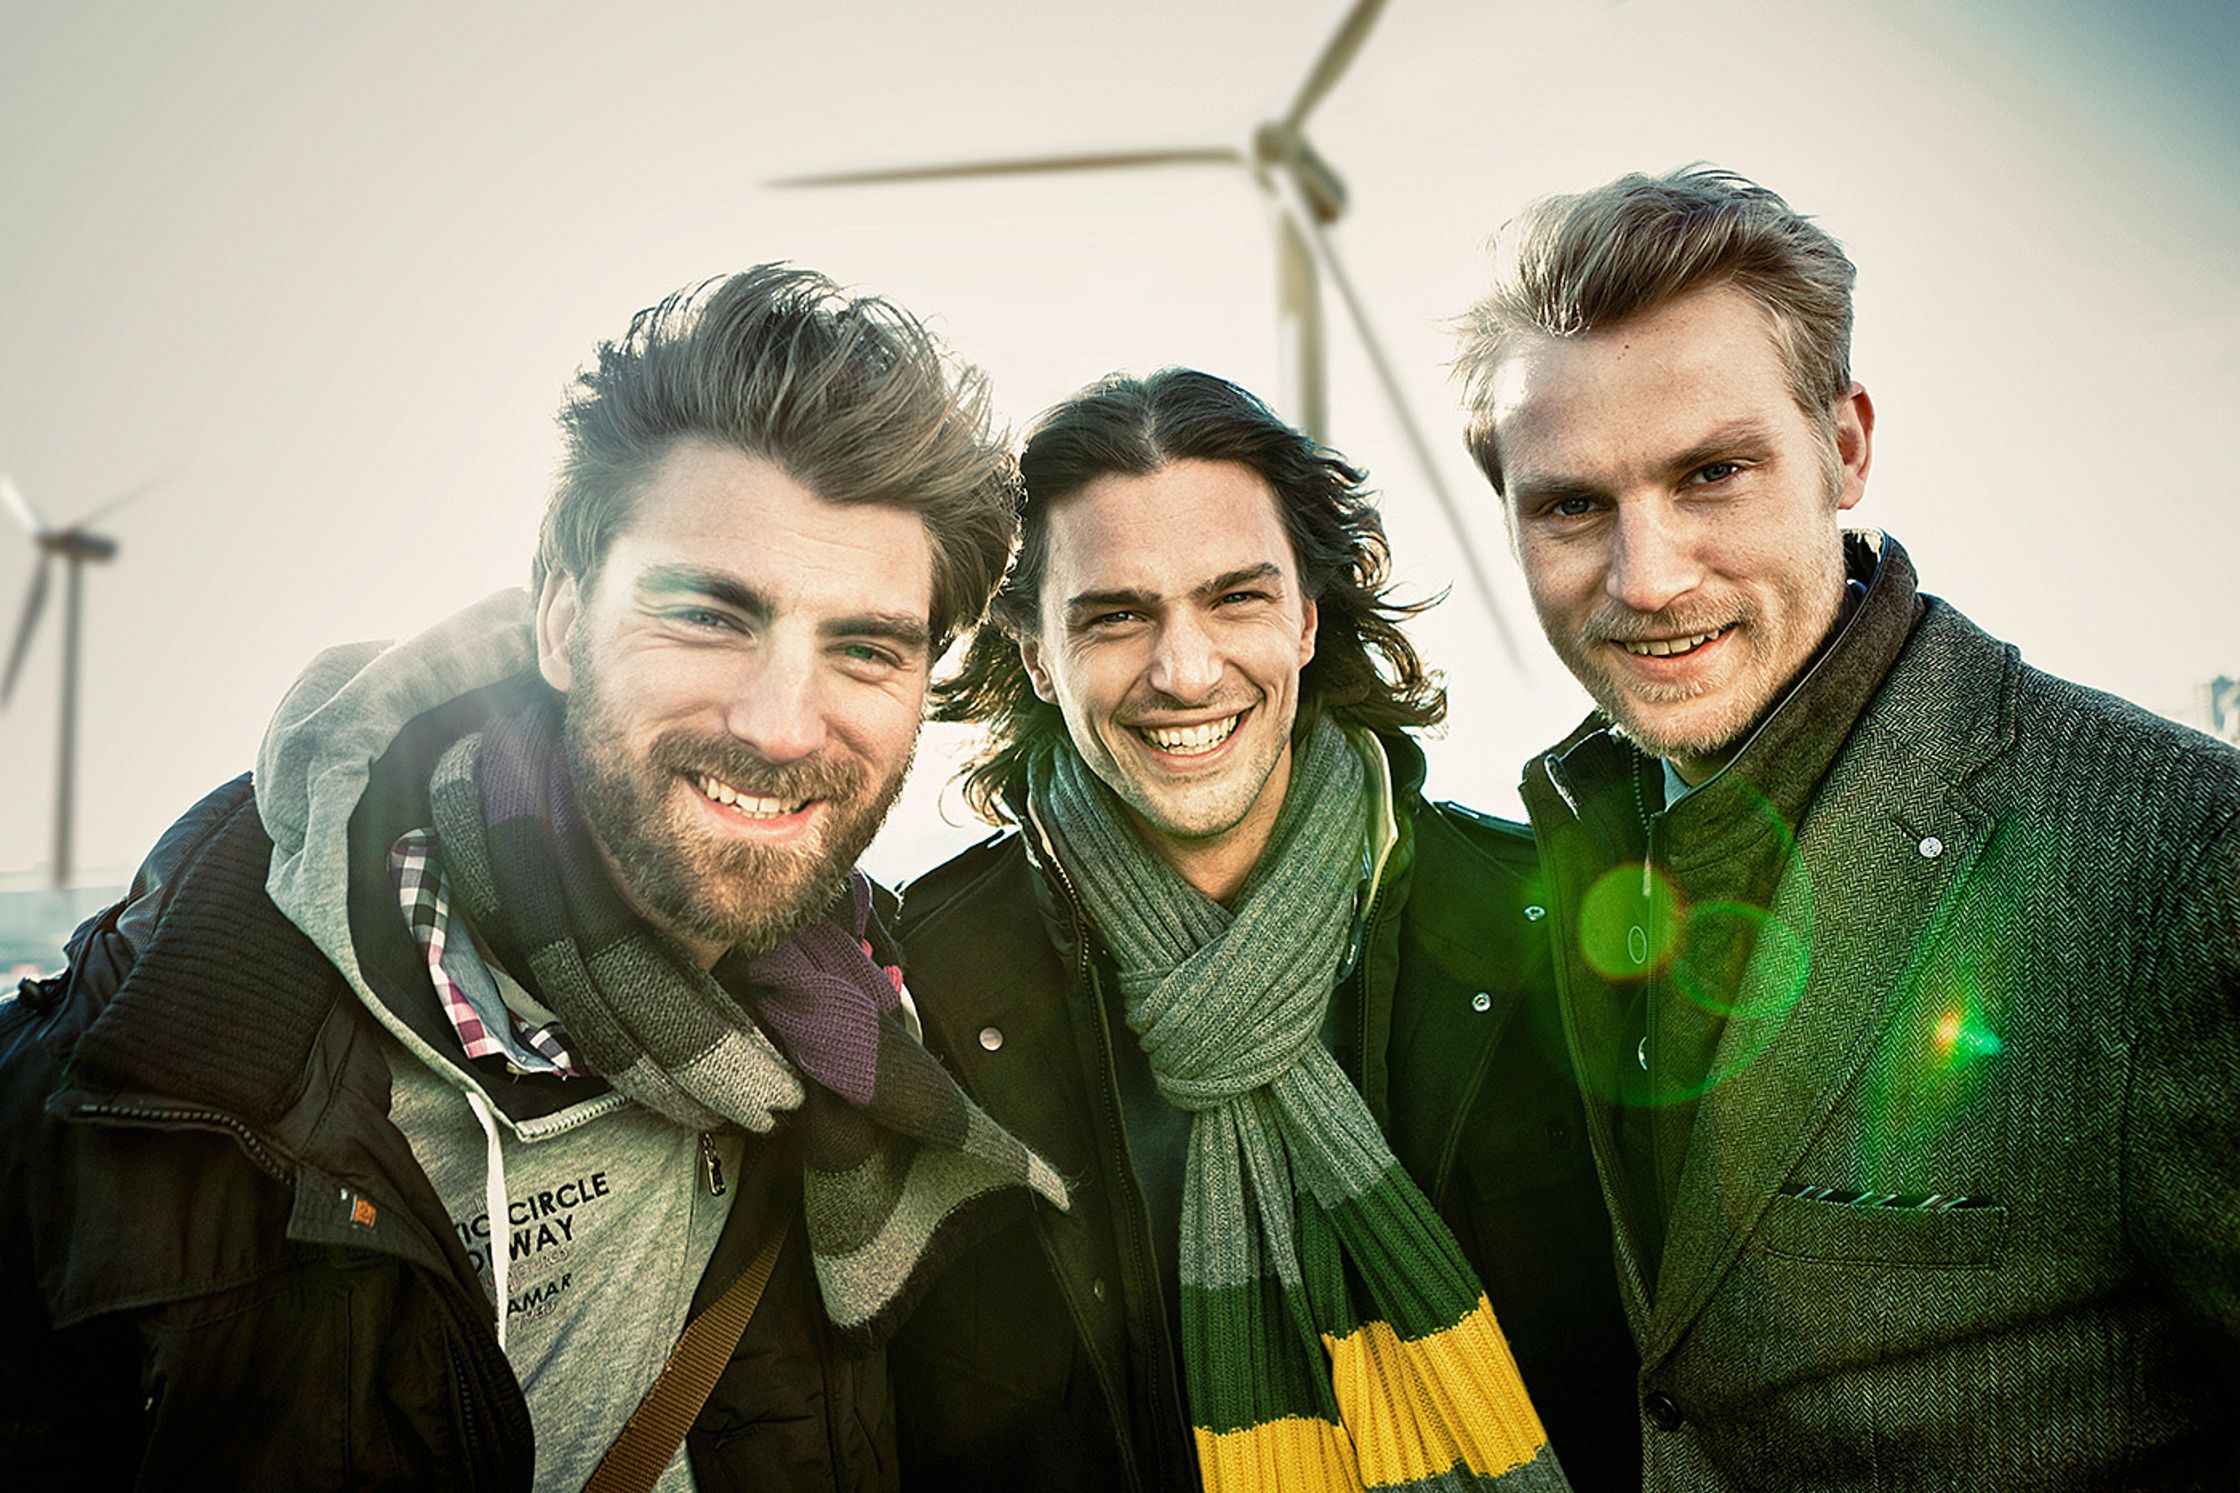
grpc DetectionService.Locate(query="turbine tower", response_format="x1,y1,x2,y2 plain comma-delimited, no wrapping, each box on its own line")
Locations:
774,0,1521,664
3,474,153,888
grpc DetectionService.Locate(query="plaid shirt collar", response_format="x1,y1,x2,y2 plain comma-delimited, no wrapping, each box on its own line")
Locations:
389,828,587,1078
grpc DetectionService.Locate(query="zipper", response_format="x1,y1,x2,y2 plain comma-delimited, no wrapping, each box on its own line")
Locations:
699,1131,727,1196
75,1101,290,1182
1632,766,1660,1078
1351,875,1390,1096
1538,753,1657,1312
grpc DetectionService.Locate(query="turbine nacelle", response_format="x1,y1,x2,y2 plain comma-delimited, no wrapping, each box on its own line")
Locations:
1251,122,1347,225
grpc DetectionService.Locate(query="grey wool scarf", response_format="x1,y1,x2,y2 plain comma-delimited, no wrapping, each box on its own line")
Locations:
1032,717,1566,1491
429,699,1068,1345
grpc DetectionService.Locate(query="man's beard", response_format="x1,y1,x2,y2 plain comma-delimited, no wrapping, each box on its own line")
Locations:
560,654,914,958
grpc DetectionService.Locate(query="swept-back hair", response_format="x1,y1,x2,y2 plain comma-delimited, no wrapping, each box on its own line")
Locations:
533,265,1019,649
935,368,1445,825
1455,165,1857,493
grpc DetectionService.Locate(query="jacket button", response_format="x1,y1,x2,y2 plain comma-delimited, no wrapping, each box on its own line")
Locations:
978,1026,1004,1052
1471,992,1492,1013
1643,1391,1685,1431
1091,1278,1107,1301
1524,904,1547,921
1540,1116,1572,1149
1918,835,1944,859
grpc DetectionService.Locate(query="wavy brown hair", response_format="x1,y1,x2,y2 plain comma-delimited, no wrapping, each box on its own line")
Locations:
935,368,1446,825
534,265,1018,651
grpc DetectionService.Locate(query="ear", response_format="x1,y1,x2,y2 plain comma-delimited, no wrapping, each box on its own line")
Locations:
536,570,582,693
1833,382,1875,513
1019,635,1058,704
1297,596,1318,667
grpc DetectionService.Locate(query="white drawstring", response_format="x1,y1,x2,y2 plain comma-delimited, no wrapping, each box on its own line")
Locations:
463,1085,510,1352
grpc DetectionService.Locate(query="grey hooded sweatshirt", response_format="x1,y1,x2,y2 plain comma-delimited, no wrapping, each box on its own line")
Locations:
253,589,751,1493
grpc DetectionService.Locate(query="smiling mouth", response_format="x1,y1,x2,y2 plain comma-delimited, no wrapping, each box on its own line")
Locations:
1618,625,1733,659
1134,711,1244,757
692,771,812,819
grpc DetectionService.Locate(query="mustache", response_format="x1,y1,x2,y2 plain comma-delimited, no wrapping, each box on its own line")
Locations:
1583,600,1749,643
647,731,864,802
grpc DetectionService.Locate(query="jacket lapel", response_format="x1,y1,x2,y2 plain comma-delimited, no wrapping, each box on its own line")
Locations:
1642,603,2016,1365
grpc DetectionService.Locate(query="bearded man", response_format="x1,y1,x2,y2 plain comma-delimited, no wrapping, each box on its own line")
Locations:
1456,167,2240,1488
0,267,1063,1491
888,369,1636,1491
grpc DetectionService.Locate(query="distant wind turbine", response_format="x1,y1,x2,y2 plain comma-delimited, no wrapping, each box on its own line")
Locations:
773,0,1522,666
3,473,156,887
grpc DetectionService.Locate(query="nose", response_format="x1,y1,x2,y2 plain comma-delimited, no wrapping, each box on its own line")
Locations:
1147,610,1222,703
721,643,829,764
1605,500,1704,615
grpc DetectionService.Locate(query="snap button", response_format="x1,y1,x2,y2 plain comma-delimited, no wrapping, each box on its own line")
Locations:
1918,836,1944,859
1471,992,1492,1013
1523,904,1546,921
1643,1390,1685,1431
978,1026,1004,1052
1091,1278,1107,1301
1627,925,1649,964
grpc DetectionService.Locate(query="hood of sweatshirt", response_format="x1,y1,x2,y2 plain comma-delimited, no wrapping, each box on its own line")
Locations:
253,588,626,1139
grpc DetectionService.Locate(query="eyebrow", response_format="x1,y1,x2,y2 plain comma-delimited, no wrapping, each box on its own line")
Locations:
827,612,932,655
1662,419,1779,480
636,564,772,620
1509,419,1784,504
635,564,930,656
1063,562,1288,622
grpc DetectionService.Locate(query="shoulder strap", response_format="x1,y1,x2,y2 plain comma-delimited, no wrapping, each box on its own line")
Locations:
584,1217,792,1493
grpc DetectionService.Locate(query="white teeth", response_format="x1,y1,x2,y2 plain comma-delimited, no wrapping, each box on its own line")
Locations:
1139,714,1241,755
695,773,804,818
1621,627,1728,658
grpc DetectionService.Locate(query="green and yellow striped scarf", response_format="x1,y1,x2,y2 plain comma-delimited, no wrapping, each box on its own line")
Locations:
1033,721,1568,1492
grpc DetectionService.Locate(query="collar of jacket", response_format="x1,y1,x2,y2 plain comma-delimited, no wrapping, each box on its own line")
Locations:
1530,530,1922,862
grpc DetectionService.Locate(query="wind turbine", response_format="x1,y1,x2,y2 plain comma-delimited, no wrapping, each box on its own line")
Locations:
3,474,154,888
773,0,1522,665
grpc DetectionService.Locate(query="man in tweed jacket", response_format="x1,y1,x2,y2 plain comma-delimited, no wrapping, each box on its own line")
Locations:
1453,166,2240,1487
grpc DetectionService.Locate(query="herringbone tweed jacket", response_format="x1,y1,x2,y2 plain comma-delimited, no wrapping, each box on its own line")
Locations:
1525,591,2240,1490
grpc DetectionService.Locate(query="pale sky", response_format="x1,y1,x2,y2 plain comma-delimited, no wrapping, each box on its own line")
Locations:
3,0,2236,887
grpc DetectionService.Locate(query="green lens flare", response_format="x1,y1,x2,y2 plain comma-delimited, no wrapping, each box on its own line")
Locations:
1579,862,1682,980
1933,1006,2004,1066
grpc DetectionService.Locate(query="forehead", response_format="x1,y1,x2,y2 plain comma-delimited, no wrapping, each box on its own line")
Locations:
601,439,933,617
1486,285,1798,486
1040,458,1296,599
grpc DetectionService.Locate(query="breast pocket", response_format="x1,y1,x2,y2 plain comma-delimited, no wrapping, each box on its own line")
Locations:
1756,1190,2008,1269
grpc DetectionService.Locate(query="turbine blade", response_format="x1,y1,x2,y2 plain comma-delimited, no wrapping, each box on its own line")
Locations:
72,474,164,530
0,475,45,536
1282,0,1391,132
772,146,1244,188
2,556,52,705
1275,189,1526,669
